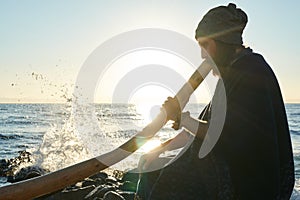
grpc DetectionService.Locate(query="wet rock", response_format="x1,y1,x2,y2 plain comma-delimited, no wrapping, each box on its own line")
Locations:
81,176,105,187
95,185,116,198
2,152,143,200
103,191,125,200
74,181,83,188
7,165,48,183
106,176,119,186
0,159,9,166
113,170,124,180
18,150,32,161
0,150,34,177
84,185,103,199
38,185,95,200
28,168,140,200
82,178,97,187
90,172,108,180
0,159,9,176
62,185,96,200
94,177,106,185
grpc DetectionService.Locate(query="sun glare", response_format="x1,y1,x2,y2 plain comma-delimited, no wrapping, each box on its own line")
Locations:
94,49,195,103
139,139,162,153
130,85,174,124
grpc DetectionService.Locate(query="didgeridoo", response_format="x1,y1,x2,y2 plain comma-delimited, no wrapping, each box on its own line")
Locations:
0,60,212,200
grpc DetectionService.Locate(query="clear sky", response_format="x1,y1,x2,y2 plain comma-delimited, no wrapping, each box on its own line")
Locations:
1,0,299,103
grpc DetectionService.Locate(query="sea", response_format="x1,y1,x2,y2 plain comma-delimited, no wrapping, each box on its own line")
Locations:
0,103,300,199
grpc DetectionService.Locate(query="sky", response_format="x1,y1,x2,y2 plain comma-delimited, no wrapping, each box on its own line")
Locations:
1,0,300,103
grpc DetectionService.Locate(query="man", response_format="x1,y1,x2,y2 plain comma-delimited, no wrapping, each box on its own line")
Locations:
137,3,294,199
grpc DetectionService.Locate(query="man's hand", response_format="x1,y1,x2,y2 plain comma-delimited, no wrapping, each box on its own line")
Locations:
162,97,187,130
162,96,181,122
172,111,191,130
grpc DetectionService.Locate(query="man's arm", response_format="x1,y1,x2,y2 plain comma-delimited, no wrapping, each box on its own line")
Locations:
159,129,193,151
179,111,209,140
162,97,209,139
138,129,193,170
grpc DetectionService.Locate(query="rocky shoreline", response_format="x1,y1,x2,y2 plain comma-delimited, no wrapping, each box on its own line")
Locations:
0,151,140,200
35,170,139,200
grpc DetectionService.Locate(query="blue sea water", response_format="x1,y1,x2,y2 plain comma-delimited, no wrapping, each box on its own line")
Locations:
0,103,300,199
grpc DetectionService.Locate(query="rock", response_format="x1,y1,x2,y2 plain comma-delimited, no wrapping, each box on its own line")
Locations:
22,166,138,200
7,165,47,183
90,172,108,180
6,175,14,183
62,186,96,200
94,177,105,185
113,170,124,180
37,185,95,200
0,159,9,176
75,181,83,188
84,185,103,199
0,159,9,165
2,152,144,200
92,185,116,198
85,185,116,199
106,176,119,186
0,150,34,177
103,191,125,200
0,159,9,168
18,150,31,161
82,178,97,187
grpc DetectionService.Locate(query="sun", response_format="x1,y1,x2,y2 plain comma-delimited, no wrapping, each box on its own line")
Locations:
94,49,194,103
129,84,174,124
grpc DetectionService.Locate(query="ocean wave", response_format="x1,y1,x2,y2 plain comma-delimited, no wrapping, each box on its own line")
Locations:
2,121,36,125
97,113,138,118
1,120,50,126
0,134,23,140
7,116,31,120
109,129,138,138
14,144,29,148
291,130,300,136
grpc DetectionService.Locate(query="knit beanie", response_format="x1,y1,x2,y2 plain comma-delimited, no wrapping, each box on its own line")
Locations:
195,3,248,45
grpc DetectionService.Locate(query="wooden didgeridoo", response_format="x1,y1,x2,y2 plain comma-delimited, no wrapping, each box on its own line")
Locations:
0,60,212,200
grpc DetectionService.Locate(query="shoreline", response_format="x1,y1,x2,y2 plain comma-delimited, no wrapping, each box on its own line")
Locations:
0,150,139,200
1,150,300,199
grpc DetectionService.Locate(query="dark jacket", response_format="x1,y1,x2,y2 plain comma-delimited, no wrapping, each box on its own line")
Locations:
142,50,294,200
214,51,295,199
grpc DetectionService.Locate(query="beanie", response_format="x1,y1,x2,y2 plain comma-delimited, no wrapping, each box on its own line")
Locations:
195,3,248,45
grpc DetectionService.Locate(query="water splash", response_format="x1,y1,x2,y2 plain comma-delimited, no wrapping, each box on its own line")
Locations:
33,120,91,172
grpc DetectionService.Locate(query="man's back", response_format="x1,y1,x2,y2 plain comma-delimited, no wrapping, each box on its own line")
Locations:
215,52,294,199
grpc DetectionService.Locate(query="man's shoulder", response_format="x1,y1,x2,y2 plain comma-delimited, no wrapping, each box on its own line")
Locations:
233,52,275,78
234,52,266,68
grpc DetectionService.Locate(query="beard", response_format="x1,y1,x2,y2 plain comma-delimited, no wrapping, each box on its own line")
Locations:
211,41,237,76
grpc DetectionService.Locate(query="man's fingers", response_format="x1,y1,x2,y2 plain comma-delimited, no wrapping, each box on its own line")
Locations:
172,122,180,130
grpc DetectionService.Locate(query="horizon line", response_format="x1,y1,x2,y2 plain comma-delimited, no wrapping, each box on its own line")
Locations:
0,99,299,104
